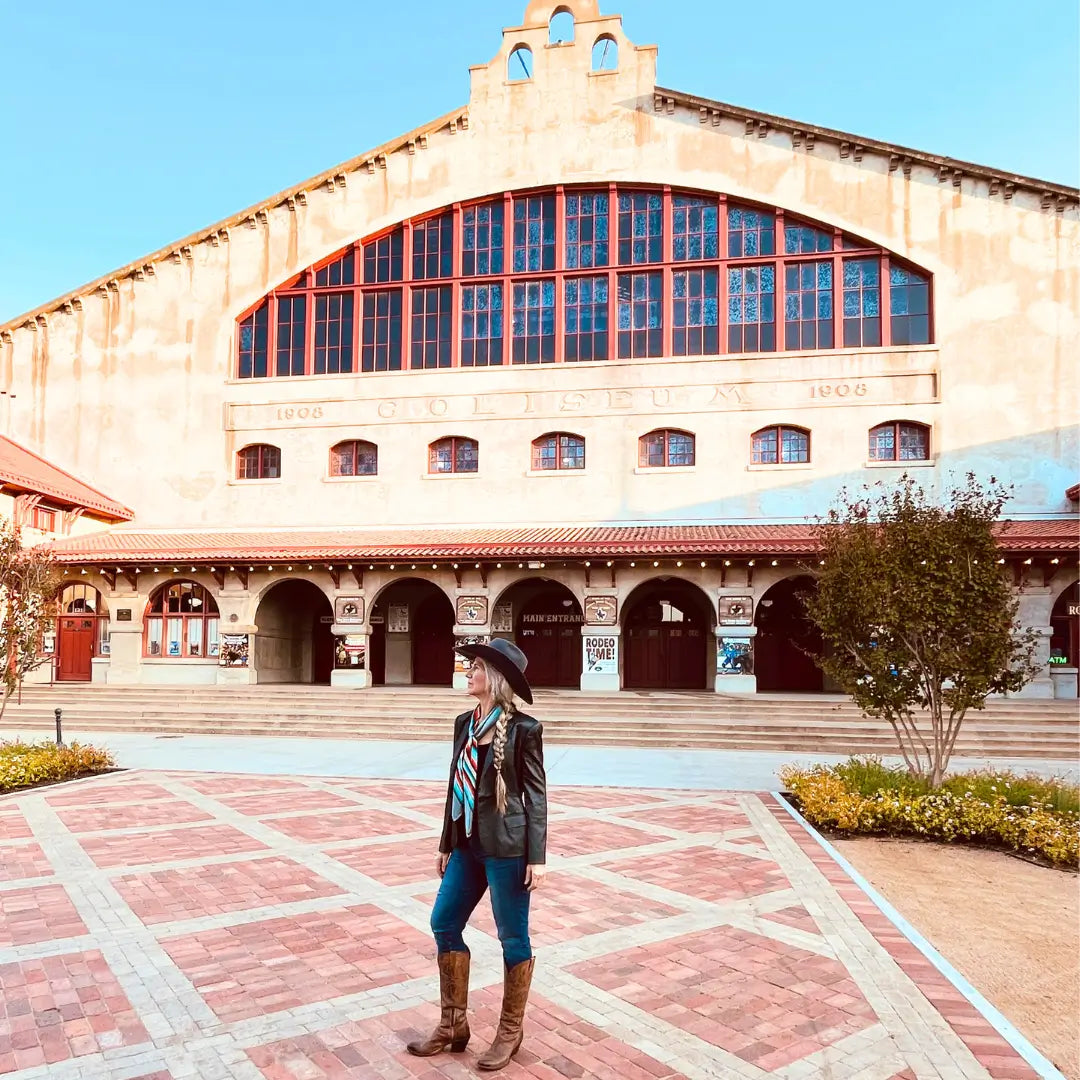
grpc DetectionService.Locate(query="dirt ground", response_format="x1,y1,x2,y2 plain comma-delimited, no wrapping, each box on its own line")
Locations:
835,837,1079,1079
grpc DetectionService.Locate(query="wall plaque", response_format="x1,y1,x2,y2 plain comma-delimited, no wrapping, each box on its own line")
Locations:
491,601,513,633
456,596,488,625
718,596,753,625
335,596,364,623
584,596,617,625
115,609,132,622
387,604,409,633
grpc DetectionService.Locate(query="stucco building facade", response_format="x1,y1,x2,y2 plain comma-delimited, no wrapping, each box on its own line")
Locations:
2,0,1077,696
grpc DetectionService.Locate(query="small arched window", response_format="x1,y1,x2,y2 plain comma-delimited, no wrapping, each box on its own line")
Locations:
639,429,695,468
330,439,378,477
591,34,618,71
144,582,220,659
429,437,478,475
549,9,574,43
508,45,534,81
532,432,585,471
237,444,281,480
752,425,810,465
868,421,930,462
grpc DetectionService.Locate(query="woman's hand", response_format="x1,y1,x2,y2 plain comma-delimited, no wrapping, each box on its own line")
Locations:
524,864,547,892
437,852,450,878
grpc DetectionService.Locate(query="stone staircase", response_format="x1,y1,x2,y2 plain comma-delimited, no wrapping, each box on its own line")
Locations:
2,685,1078,759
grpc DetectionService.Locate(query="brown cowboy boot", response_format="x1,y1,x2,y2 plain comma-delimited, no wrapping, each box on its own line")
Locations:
476,957,535,1071
405,951,471,1056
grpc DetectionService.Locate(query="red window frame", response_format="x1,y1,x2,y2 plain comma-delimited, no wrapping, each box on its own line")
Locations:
639,429,695,468
330,440,378,476
31,505,58,532
752,425,811,465
143,582,220,659
868,421,930,461
532,432,585,471
429,437,478,474
237,444,281,479
235,187,932,378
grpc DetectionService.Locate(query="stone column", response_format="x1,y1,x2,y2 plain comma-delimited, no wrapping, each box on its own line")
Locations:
581,628,620,691
330,624,371,688
101,597,140,685
1010,587,1055,700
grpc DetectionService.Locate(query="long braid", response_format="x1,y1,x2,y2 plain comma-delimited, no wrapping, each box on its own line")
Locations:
484,664,516,815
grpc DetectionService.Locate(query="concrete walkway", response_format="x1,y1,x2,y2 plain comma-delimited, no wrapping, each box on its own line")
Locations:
53,730,1080,790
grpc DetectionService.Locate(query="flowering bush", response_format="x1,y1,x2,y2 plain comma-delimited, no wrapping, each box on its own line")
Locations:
0,740,114,793
781,758,1079,869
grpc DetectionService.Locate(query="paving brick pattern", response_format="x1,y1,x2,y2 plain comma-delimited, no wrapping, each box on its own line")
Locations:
0,770,1044,1079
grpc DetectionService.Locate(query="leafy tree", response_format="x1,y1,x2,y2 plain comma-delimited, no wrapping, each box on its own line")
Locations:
804,474,1039,788
0,517,61,722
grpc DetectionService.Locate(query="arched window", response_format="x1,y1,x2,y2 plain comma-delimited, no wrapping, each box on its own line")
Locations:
237,188,931,378
752,425,810,464
236,444,281,480
868,421,930,462
330,440,378,476
592,34,618,71
144,582,220,659
639,429,695,468
532,432,585,471
549,8,574,43
429,437,478,474
508,45,533,81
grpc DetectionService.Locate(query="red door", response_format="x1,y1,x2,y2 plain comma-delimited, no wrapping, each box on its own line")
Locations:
57,617,95,681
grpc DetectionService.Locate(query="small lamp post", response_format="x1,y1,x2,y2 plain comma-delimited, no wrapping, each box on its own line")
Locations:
54,708,63,748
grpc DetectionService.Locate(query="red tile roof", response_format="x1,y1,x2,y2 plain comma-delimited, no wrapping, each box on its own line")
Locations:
0,436,133,521
44,519,1079,563
1067,483,1079,502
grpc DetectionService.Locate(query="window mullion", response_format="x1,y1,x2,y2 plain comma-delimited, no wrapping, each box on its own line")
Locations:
774,210,787,352
661,186,673,358
555,186,566,362
451,204,462,368
832,253,843,351
718,195,729,356
879,252,892,347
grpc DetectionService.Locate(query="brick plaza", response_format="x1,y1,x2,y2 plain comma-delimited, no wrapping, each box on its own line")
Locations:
0,770,1044,1079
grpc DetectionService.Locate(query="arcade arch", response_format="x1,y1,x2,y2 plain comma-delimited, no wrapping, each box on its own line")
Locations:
622,577,713,690
494,578,583,688
369,578,455,686
754,574,823,692
253,579,334,684
1050,579,1079,679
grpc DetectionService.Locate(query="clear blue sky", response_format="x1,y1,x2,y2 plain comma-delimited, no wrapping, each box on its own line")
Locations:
2,0,1076,324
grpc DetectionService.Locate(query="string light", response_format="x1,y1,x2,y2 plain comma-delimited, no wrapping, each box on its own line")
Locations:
723,560,731,567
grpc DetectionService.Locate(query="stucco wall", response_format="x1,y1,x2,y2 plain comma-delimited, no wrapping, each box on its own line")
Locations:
0,0,1076,533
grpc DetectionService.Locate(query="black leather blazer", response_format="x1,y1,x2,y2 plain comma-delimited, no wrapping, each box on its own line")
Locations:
438,709,548,864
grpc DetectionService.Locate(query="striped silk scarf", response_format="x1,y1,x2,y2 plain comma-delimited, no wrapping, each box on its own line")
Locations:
451,703,502,837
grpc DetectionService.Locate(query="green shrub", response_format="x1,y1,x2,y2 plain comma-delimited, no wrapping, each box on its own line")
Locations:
0,740,114,794
780,757,1079,869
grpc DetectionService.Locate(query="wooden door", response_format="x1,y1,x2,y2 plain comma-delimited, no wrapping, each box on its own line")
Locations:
412,596,454,685
625,615,707,689
57,616,95,681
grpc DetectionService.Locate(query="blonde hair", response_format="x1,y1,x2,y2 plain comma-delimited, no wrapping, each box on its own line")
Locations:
475,660,516,814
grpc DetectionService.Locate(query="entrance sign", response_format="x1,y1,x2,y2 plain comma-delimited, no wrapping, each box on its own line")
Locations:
584,597,618,625
584,635,618,675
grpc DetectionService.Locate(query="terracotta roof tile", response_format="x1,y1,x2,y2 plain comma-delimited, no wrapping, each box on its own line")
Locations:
0,437,133,521
44,519,1079,563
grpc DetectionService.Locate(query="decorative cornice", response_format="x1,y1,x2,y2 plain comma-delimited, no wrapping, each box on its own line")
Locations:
654,84,1079,210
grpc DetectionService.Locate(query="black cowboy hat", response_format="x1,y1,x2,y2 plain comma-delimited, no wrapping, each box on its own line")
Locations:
455,638,533,705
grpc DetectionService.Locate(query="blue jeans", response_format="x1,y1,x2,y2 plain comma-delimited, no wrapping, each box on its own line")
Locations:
431,841,532,969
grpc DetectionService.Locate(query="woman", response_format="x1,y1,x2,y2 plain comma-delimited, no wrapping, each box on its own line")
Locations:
407,637,548,1072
